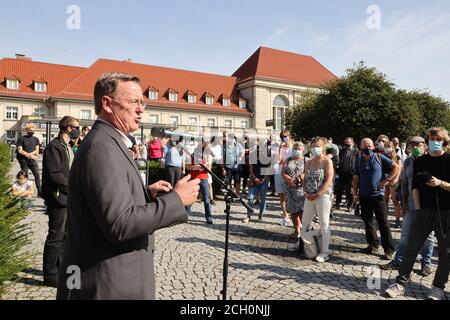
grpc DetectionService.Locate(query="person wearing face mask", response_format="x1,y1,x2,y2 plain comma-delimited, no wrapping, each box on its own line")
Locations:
386,128,450,300
283,142,308,251
383,141,403,229
335,137,359,212
69,124,82,153
381,136,434,277
16,123,42,196
41,116,80,287
276,130,293,226
301,137,334,263
353,138,400,260
375,134,389,154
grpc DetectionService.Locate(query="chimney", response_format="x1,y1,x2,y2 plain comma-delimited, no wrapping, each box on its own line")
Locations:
15,53,32,61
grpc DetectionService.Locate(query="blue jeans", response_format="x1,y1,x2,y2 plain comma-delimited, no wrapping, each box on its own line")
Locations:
247,181,269,218
394,206,435,265
187,179,212,221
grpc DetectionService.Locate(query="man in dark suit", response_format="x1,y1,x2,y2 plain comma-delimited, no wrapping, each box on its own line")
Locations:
41,116,80,287
335,137,359,211
57,72,200,300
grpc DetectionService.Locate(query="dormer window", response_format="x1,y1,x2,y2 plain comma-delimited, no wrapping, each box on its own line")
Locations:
34,81,47,92
188,94,196,103
185,90,197,103
148,90,158,100
205,97,214,105
167,88,178,102
6,79,19,90
222,98,230,107
239,99,247,109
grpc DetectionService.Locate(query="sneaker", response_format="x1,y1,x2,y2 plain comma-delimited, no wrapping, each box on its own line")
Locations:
242,217,250,223
427,286,444,300
287,242,300,252
315,253,329,263
380,260,400,270
210,200,216,206
382,251,395,261
360,246,379,255
385,283,405,298
206,218,213,225
419,264,432,277
257,217,264,223
279,218,288,226
253,199,260,205
313,216,319,223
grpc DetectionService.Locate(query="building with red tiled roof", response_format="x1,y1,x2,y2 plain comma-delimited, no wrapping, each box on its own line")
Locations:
0,47,335,143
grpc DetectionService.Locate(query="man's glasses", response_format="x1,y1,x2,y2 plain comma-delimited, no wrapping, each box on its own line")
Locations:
109,96,145,107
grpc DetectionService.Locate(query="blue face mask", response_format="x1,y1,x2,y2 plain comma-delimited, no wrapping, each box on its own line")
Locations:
291,150,302,158
428,140,443,153
362,148,374,156
310,147,322,157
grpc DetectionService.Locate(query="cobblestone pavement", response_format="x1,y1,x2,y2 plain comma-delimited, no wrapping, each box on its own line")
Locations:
1,159,448,300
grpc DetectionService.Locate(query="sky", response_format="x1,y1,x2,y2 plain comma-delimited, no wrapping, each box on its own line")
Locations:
1,0,449,100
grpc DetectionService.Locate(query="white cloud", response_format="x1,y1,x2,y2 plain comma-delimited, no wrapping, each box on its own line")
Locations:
336,6,450,100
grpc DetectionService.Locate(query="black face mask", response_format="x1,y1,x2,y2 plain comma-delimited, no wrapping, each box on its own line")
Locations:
70,129,80,140
26,132,34,137
345,144,352,149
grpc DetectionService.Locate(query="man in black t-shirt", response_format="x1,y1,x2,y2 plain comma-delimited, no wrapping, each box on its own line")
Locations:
16,123,41,196
386,127,450,300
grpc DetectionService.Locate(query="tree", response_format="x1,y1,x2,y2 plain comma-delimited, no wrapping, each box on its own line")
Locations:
285,62,449,144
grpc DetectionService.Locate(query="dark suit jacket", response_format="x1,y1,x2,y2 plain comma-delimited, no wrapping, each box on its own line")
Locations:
56,120,187,300
41,135,70,208
338,147,359,176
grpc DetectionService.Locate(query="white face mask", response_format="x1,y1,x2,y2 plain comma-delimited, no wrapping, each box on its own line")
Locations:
291,150,302,158
310,147,323,157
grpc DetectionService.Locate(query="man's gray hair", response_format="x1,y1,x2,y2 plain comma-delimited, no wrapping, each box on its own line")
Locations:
94,72,141,115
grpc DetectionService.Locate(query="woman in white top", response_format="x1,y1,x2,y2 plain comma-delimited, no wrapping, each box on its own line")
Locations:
275,130,293,226
301,137,334,263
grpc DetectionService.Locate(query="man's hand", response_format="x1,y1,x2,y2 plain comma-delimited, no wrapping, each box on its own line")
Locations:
148,180,173,198
426,177,442,188
378,179,390,188
174,174,200,206
29,154,37,160
306,193,320,201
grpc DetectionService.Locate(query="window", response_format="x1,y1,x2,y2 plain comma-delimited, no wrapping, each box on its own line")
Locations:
224,120,232,128
207,118,216,127
205,96,214,105
188,95,196,103
6,130,17,140
148,90,158,100
6,79,19,90
5,106,18,120
169,92,178,102
34,82,47,92
80,110,92,120
33,108,47,117
239,100,247,109
241,120,249,129
170,116,179,127
149,115,159,124
222,98,230,107
189,117,198,127
273,107,286,130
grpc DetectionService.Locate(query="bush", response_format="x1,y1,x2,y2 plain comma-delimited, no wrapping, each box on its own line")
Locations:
0,143,31,295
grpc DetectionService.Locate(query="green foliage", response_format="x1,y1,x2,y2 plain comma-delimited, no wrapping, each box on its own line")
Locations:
286,62,450,143
0,143,31,295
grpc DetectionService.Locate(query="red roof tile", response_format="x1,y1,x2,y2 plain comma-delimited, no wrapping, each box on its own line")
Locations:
0,58,86,99
233,47,336,86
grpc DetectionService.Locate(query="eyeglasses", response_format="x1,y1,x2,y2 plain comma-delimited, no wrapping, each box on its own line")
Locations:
70,125,80,130
109,96,145,107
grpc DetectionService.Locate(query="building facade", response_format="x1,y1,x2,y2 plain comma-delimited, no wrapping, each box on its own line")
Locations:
0,47,336,144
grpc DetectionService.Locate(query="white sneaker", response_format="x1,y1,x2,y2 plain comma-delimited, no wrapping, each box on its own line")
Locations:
279,218,287,226
385,283,405,298
427,286,444,300
242,217,250,223
315,253,329,263
288,242,300,252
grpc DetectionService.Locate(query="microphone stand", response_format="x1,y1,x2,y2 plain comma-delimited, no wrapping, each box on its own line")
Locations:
197,163,254,301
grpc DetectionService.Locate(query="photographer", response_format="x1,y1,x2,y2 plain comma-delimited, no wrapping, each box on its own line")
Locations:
386,127,450,300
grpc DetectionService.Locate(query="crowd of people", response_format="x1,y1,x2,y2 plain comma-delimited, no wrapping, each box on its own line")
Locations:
10,113,450,299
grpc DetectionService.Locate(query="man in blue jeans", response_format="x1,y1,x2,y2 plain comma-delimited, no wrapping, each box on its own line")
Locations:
243,142,271,223
380,136,434,276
